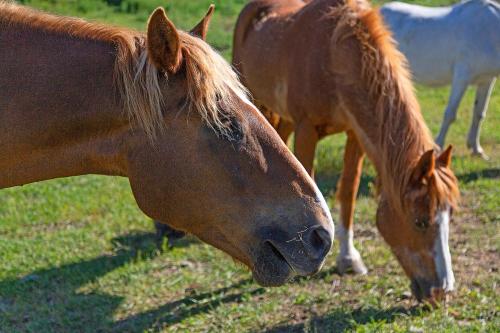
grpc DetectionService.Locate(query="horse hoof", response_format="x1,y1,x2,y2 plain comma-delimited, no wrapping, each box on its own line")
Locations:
336,256,368,275
471,151,489,160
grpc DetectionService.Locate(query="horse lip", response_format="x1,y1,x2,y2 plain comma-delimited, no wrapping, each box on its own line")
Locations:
264,240,296,273
264,240,325,276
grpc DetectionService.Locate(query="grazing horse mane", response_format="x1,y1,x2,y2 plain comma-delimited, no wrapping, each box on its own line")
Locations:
0,1,248,140
329,0,459,209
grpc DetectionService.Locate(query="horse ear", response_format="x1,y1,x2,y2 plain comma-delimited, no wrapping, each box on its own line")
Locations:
147,7,182,73
190,4,215,40
437,145,453,167
412,149,435,183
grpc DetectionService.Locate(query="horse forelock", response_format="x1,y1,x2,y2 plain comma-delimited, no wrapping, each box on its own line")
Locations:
178,32,250,137
118,30,250,142
0,2,249,142
117,34,250,143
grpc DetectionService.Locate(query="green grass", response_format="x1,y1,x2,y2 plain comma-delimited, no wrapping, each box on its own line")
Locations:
1,0,499,332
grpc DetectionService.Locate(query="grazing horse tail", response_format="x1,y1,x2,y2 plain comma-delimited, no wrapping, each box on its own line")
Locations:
232,1,266,75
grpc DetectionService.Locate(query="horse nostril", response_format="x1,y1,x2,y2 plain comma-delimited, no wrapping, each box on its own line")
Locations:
306,226,333,259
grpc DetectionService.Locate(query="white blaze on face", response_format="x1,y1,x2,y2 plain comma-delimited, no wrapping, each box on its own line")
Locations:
433,206,455,292
313,183,335,237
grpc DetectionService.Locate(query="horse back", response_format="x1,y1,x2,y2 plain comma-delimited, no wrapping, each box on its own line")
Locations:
0,19,120,153
233,0,345,126
233,0,305,74
381,0,500,85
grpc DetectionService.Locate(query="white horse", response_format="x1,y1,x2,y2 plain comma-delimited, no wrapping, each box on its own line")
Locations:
381,0,500,158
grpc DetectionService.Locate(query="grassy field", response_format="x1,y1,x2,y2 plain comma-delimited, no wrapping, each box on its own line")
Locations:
0,0,499,332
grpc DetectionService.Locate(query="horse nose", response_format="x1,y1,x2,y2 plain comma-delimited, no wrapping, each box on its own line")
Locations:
304,225,333,260
411,278,449,306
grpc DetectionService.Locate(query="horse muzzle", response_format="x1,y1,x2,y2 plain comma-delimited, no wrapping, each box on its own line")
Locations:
251,225,333,286
411,277,453,306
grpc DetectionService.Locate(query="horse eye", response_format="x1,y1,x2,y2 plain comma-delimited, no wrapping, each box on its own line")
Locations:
216,113,244,143
227,118,244,142
415,217,429,230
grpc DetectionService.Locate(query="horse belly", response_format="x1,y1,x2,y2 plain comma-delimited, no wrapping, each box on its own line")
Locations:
407,56,453,87
390,24,456,86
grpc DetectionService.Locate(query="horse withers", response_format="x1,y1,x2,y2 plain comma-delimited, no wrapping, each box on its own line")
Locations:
381,0,500,159
0,3,334,287
233,0,460,303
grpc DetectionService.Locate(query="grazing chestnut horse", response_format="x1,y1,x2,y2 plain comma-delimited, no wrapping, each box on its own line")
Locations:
0,3,335,287
233,0,460,302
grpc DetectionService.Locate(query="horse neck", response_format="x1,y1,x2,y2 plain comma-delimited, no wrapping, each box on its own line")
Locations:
0,23,132,188
347,87,434,209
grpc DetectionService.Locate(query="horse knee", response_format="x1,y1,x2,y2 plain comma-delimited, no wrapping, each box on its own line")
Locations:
444,112,457,123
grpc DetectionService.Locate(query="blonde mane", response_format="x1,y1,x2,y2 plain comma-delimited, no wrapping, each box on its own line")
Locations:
0,1,248,141
329,0,459,209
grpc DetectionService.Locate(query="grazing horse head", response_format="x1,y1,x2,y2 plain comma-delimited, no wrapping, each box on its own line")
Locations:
0,3,334,287
124,7,334,286
376,146,459,303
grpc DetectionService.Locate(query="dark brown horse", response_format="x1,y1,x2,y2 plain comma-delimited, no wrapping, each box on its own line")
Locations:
233,0,460,302
0,3,334,287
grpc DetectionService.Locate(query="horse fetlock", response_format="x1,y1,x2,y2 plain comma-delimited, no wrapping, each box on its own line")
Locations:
471,147,489,160
465,136,488,159
336,249,368,275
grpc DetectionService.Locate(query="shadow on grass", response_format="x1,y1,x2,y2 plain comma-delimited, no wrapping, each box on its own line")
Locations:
264,306,421,333
0,231,260,332
112,279,264,332
291,266,339,284
456,168,500,183
0,231,161,332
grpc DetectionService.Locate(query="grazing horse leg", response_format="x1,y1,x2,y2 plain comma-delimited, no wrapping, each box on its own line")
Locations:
467,78,496,159
294,119,319,176
435,69,469,148
335,131,367,275
276,118,295,145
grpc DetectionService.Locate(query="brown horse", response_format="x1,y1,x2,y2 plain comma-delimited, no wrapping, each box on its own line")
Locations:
0,3,335,287
233,0,460,302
